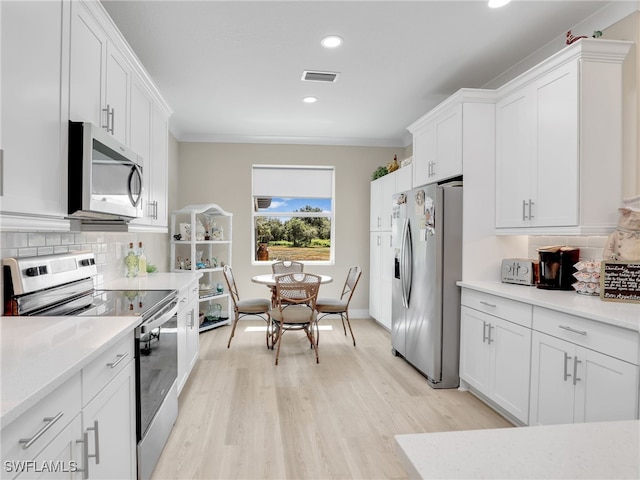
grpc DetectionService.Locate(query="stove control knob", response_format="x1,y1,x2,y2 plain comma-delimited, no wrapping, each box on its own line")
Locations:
79,258,96,267
24,267,41,277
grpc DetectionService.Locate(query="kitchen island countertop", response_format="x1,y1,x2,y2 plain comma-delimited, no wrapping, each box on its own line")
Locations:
103,271,203,291
395,420,640,479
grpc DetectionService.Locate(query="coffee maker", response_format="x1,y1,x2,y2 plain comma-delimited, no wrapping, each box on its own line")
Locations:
537,246,580,290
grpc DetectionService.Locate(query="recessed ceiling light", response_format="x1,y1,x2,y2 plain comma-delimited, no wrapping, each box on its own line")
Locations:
303,96,317,103
321,35,343,48
488,0,511,7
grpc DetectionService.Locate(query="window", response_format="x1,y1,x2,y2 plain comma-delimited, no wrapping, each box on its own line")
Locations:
252,165,335,264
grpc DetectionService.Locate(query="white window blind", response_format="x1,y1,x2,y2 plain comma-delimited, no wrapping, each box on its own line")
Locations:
252,165,333,199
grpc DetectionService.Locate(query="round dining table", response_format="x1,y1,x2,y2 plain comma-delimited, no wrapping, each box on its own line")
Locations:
251,273,333,306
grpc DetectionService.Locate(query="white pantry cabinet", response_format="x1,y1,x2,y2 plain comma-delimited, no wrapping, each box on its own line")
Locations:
69,0,130,145
0,0,70,230
529,308,639,425
459,290,533,424
495,39,632,235
369,231,393,329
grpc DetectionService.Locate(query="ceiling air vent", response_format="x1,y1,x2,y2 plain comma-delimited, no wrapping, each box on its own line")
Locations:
301,70,339,83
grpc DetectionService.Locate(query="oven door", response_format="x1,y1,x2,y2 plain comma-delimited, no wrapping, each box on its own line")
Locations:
135,301,179,480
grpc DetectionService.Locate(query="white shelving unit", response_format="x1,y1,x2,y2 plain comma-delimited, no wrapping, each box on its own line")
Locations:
170,204,233,332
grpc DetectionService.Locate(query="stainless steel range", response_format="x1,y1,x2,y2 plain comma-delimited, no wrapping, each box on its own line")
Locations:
3,251,179,480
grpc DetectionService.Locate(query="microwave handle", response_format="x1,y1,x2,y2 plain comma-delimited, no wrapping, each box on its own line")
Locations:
127,164,143,208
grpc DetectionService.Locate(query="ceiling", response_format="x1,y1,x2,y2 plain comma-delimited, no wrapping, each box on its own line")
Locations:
101,0,615,147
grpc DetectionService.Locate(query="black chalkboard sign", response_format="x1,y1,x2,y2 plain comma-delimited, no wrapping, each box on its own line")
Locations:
600,261,640,303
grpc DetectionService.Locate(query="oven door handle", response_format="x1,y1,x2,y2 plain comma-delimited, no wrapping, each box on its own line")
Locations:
140,300,178,333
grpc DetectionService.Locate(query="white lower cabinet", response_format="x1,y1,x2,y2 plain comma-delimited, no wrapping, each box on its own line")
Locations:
13,415,84,480
530,330,639,425
177,280,200,395
460,305,532,424
81,360,136,479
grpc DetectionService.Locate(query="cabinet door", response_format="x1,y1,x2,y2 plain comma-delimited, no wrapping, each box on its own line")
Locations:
532,62,579,227
149,104,169,227
185,295,200,375
104,43,130,145
369,232,382,321
177,296,189,395
1,0,67,217
412,121,436,188
129,78,153,225
69,0,106,128
381,174,395,230
529,331,576,425
81,361,136,480
459,307,491,394
490,317,531,424
575,348,639,423
14,415,83,480
495,89,533,228
370,178,383,231
379,231,393,330
432,106,462,183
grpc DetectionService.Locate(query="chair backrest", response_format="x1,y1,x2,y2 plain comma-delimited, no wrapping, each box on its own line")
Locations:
222,265,240,308
271,260,304,275
274,273,320,310
340,265,362,305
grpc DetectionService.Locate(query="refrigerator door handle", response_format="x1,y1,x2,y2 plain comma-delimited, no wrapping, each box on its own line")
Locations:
402,219,413,308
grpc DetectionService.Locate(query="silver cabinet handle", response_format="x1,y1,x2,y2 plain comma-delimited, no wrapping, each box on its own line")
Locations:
522,200,527,221
573,357,582,386
487,324,494,344
189,310,195,329
102,104,111,131
377,234,381,247
563,352,572,382
529,199,534,219
152,200,159,220
480,300,496,308
559,325,588,336
87,420,100,465
77,433,89,480
482,321,489,343
106,352,128,369
109,107,115,134
19,412,64,449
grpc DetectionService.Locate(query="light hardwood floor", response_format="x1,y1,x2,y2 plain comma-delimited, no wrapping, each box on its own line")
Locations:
152,318,512,479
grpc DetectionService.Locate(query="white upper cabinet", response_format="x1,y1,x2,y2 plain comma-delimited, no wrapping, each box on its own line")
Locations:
70,1,130,145
0,0,70,229
1,0,171,232
495,39,632,235
409,103,462,187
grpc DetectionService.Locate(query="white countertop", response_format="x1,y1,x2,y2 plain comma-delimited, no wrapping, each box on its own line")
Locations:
458,280,640,331
395,420,640,479
0,315,141,428
1,272,201,429
104,271,202,291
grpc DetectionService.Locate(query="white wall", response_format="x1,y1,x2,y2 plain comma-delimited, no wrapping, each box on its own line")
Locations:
176,142,402,313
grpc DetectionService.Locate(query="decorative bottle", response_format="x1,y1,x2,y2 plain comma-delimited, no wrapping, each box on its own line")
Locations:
125,242,138,277
137,241,147,277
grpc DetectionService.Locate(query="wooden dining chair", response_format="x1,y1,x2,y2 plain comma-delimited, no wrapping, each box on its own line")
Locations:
223,265,272,349
270,273,321,365
315,265,362,346
271,260,304,275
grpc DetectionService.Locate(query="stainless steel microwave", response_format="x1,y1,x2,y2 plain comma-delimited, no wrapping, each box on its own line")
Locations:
68,121,143,221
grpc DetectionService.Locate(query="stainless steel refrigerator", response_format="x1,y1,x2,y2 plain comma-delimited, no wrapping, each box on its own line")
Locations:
391,181,463,388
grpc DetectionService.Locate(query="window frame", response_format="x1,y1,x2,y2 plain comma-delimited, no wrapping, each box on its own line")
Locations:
251,165,335,266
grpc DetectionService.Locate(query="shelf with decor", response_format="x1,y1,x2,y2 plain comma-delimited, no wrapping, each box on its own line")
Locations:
170,204,233,332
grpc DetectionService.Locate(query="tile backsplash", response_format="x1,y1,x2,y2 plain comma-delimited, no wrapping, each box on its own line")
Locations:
527,236,609,261
1,231,169,287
